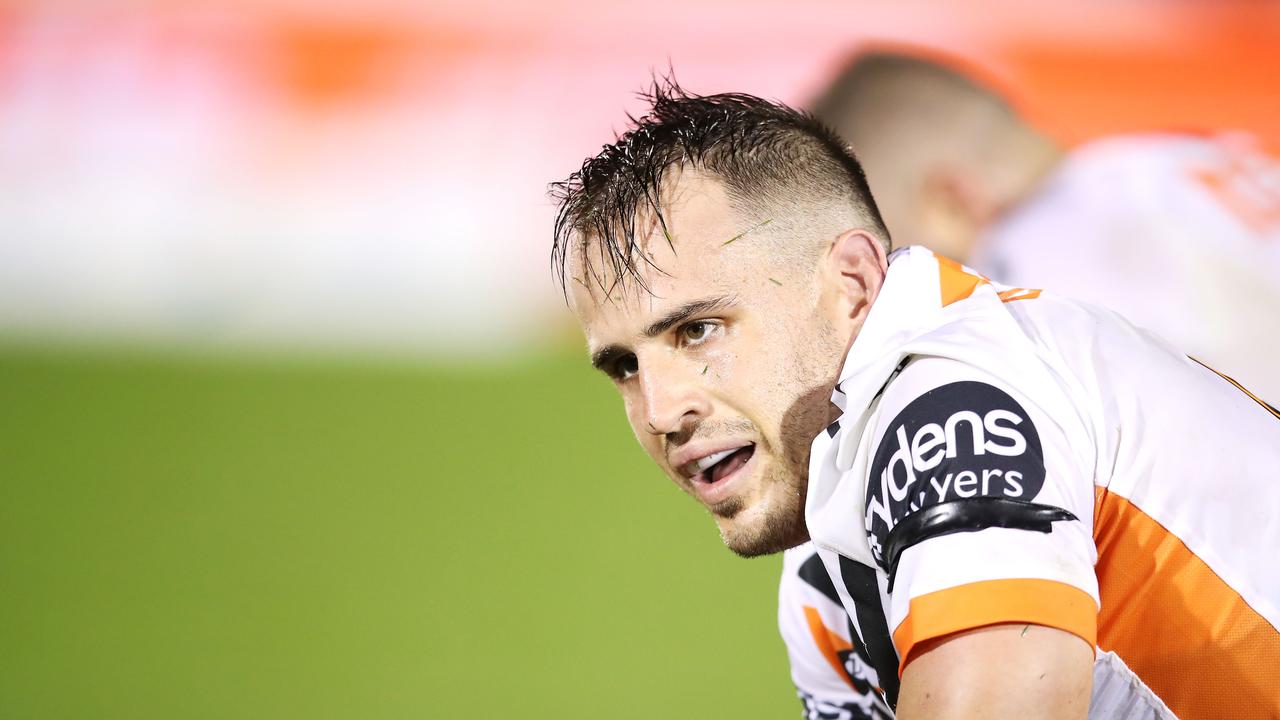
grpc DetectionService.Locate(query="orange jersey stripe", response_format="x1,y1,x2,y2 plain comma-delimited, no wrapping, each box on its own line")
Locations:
936,256,989,307
996,287,1043,303
802,605,859,692
892,578,1098,676
1093,488,1280,717
936,256,1043,307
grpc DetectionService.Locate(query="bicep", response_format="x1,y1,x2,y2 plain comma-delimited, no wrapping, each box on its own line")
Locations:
896,623,1094,720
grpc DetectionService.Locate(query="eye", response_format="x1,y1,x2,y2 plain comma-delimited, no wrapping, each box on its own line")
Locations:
611,354,639,381
679,320,719,347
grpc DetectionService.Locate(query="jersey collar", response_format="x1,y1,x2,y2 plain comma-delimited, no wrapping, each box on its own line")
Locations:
830,246,943,413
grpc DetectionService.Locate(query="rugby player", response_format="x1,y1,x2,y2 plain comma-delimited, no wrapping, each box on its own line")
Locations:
810,50,1280,404
549,80,1280,719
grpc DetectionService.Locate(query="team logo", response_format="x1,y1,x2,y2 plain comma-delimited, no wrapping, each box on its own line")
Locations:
864,381,1046,565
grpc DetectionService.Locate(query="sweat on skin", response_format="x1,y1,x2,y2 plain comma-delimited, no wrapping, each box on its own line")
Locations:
567,167,886,557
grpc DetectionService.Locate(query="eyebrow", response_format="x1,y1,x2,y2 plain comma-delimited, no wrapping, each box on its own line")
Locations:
590,294,737,371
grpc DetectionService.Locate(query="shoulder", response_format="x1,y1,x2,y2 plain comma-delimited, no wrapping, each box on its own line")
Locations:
852,359,1103,677
863,356,1085,573
982,133,1233,246
1057,133,1227,183
1046,132,1269,226
870,355,1054,461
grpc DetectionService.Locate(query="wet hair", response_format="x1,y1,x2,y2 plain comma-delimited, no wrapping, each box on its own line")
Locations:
549,76,888,297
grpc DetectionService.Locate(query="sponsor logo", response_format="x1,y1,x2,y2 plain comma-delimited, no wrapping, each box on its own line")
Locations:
864,381,1045,564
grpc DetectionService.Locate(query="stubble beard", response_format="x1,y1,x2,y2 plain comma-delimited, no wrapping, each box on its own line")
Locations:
716,459,809,558
717,316,845,558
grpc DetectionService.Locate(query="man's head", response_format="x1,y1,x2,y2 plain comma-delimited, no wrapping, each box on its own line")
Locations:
550,80,890,556
811,50,1061,263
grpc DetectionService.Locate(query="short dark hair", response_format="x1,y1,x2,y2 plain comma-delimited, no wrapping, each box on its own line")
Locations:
549,77,888,296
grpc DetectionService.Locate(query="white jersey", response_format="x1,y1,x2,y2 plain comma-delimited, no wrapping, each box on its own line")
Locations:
779,543,894,720
970,133,1280,404
780,246,1280,719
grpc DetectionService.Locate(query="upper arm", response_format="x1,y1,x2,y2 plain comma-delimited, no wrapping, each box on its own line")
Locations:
862,357,1100,704
896,623,1094,720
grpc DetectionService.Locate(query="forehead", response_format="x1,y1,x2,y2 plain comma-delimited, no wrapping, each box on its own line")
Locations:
569,171,767,323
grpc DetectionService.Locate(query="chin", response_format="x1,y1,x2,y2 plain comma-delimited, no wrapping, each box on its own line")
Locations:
715,491,809,558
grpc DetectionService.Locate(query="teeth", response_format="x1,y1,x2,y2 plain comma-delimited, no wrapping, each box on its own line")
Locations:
695,449,737,473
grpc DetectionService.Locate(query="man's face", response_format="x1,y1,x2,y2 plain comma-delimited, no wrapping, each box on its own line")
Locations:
570,172,849,556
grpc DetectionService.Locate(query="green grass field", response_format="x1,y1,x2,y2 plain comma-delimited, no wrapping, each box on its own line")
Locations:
0,343,797,719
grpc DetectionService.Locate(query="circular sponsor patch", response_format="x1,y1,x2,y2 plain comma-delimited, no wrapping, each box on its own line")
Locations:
864,381,1046,566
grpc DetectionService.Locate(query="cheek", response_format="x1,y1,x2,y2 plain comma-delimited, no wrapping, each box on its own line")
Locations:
621,394,664,457
757,314,835,412
700,344,737,385
620,394,643,436
722,322,791,389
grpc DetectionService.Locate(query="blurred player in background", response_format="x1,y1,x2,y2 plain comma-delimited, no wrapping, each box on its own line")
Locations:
811,50,1280,404
550,80,1280,719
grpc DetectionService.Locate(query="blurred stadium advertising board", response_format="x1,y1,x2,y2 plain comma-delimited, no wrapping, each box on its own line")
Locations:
0,1,1275,356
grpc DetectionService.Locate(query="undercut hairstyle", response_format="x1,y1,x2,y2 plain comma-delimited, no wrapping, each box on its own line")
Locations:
549,77,889,296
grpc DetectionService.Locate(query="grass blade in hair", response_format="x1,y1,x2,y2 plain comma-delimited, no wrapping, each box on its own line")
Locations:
721,218,773,246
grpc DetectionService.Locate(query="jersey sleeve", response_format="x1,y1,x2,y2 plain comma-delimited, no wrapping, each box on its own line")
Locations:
779,545,893,720
862,356,1100,675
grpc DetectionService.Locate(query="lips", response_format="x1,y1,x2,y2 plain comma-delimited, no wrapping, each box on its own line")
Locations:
690,447,739,475
699,445,754,484
674,441,755,480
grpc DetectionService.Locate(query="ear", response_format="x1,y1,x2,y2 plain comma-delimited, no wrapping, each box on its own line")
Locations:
917,165,993,263
823,229,889,333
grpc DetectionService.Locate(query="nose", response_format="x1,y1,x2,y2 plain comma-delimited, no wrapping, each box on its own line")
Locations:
637,354,712,437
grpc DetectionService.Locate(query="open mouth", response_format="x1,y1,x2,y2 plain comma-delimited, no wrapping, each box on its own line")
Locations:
691,444,756,485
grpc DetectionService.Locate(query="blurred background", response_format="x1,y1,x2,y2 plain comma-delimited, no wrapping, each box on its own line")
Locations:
2,1,1277,718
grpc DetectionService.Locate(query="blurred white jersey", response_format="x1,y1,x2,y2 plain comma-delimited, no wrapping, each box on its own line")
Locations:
970,133,1280,404
780,246,1280,719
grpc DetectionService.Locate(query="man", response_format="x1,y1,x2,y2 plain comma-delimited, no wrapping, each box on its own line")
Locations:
548,81,1280,718
810,50,1280,404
